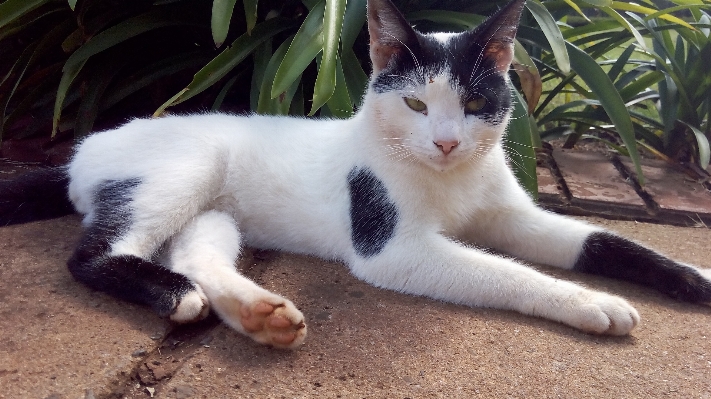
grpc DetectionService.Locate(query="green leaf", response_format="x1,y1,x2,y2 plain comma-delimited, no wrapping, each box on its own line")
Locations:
64,8,197,70
243,0,258,34
212,0,238,47
68,0,77,11
505,89,538,200
258,37,301,115
526,0,570,74
310,0,347,115
325,56,353,118
212,74,241,110
681,121,711,169
0,0,50,30
600,6,647,51
611,1,696,30
618,71,664,102
75,56,128,138
340,0,365,48
156,17,294,114
53,58,87,137
0,6,63,43
560,0,590,22
566,42,645,184
250,40,272,110
1,17,74,139
580,0,613,6
607,44,635,81
101,52,209,111
0,42,38,140
272,1,325,98
341,47,368,105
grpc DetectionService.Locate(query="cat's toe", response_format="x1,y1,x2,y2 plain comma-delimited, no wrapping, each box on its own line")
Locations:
170,286,210,323
238,299,307,349
213,294,307,349
572,293,640,336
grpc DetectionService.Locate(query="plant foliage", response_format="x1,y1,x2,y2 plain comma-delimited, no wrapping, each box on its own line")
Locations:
1,0,710,196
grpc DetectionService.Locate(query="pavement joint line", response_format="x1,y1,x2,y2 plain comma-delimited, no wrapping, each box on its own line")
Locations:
536,144,572,203
105,316,221,399
608,153,660,215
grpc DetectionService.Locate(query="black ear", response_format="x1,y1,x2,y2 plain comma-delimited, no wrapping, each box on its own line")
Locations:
367,0,420,74
469,0,526,74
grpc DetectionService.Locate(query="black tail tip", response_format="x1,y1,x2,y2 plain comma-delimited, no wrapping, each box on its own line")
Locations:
0,167,75,226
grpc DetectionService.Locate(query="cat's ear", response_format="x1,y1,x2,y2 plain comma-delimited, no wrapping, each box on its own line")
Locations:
470,0,526,74
367,0,420,74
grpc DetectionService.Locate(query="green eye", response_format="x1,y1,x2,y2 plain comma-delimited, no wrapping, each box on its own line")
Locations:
465,97,487,113
404,97,427,113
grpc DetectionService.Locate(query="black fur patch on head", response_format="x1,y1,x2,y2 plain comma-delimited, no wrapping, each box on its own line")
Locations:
68,178,197,317
348,167,399,258
370,31,513,125
574,232,711,303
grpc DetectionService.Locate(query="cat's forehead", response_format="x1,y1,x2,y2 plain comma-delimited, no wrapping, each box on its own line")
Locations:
371,30,505,97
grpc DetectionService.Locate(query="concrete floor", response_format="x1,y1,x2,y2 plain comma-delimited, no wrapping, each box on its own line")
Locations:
1,215,710,398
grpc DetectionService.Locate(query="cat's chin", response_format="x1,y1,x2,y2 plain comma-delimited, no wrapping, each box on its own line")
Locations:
419,154,469,172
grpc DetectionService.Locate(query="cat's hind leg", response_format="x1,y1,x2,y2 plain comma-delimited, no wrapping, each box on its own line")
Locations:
167,210,306,348
67,179,209,323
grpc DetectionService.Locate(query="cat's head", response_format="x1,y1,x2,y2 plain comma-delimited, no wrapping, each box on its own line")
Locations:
364,0,525,172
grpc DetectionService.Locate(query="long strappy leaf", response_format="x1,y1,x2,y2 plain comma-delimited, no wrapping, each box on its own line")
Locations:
156,17,294,114
310,0,347,115
271,1,325,98
0,0,50,30
212,0,238,47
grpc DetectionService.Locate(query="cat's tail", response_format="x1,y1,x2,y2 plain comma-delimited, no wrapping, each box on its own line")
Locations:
0,167,75,226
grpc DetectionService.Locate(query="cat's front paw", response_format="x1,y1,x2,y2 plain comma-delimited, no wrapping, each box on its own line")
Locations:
566,292,640,336
170,285,210,323
213,294,307,349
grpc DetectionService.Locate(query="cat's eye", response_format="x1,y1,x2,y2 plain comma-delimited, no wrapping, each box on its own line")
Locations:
404,97,427,113
465,97,487,114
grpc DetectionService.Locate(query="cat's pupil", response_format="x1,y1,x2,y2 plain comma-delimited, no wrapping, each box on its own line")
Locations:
404,97,427,113
464,97,487,114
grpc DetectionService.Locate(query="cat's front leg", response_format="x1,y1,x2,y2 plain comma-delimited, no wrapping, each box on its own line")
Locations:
348,232,639,335
168,210,306,348
466,201,711,305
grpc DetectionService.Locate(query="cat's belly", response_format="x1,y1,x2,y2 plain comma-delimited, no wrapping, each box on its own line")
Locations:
210,186,353,261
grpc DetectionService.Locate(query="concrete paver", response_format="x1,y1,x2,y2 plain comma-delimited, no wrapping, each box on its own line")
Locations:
621,157,711,215
553,149,644,207
1,216,710,398
0,217,167,398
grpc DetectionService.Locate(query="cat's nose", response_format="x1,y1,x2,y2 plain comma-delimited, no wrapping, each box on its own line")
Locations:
434,140,459,155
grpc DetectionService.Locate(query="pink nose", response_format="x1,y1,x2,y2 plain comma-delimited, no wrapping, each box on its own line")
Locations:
434,140,459,155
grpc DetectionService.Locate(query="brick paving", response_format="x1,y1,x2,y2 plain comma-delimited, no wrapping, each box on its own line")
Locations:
537,145,711,227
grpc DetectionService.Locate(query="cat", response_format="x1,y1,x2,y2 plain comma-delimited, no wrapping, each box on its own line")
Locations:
1,0,710,349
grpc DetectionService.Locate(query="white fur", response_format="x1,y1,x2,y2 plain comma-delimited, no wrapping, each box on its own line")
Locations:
66,66,644,343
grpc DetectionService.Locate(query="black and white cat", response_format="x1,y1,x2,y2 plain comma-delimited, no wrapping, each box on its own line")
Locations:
2,0,710,349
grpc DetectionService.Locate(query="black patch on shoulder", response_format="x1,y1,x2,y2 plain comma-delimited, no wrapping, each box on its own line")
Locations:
347,167,398,258
574,231,711,303
0,167,75,226
68,177,196,317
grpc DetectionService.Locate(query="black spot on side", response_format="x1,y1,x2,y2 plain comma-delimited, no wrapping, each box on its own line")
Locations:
0,167,75,226
574,231,711,303
67,178,196,317
348,167,398,258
